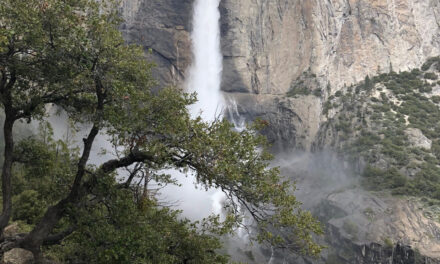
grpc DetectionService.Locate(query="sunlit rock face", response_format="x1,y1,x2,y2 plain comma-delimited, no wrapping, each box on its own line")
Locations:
220,0,440,94
219,0,440,149
119,0,440,149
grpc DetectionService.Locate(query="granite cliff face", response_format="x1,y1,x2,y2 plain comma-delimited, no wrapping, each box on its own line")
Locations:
220,0,440,149
119,0,440,148
120,0,193,87
119,1,440,263
220,0,440,94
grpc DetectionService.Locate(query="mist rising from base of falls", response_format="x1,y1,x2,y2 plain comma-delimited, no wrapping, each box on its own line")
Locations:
223,150,358,264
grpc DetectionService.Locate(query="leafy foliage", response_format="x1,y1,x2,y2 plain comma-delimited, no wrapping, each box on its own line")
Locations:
0,0,323,261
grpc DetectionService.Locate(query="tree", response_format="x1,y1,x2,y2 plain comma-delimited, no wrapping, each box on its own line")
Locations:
364,75,373,91
0,0,323,262
11,129,233,263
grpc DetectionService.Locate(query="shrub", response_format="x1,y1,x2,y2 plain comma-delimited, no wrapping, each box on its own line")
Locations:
323,101,333,115
12,190,46,225
424,72,438,80
336,121,352,134
383,237,394,248
421,57,440,71
432,96,440,104
362,166,408,190
313,88,322,97
411,68,422,76
342,220,358,237
287,82,311,97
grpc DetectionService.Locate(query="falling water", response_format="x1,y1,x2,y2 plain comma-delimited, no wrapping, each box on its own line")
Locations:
162,2,269,261
187,0,224,121
160,0,226,221
226,97,246,132
187,0,226,218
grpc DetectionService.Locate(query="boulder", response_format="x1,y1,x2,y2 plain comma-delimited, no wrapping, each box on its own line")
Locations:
405,128,432,150
2,248,33,264
3,223,20,238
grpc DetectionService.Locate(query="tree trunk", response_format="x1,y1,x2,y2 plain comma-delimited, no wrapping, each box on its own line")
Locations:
20,199,69,261
0,115,15,235
20,124,100,260
22,79,105,261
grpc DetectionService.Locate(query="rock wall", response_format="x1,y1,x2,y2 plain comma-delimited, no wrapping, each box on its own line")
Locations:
120,0,440,93
271,153,440,264
119,0,193,87
119,1,440,262
220,0,440,94
220,0,440,149
119,0,440,149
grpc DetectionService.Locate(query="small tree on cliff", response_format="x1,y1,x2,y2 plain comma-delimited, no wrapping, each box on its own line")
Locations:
0,0,322,262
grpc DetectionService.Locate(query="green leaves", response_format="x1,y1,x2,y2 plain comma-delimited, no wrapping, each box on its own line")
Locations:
102,83,324,255
12,190,46,224
11,124,77,209
1,0,322,259
51,186,229,264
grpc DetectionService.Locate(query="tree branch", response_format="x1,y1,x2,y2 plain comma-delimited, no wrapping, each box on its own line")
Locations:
20,77,107,255
100,151,155,174
120,163,143,189
0,70,6,92
42,227,75,246
15,88,89,120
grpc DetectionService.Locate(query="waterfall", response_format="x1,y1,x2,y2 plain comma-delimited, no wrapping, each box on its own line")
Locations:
226,97,246,132
159,0,226,221
187,0,226,217
187,0,224,121
163,2,263,261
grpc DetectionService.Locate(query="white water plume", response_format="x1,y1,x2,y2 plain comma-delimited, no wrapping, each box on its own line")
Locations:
186,0,227,220
187,0,228,221
187,0,224,121
226,98,246,132
160,0,227,222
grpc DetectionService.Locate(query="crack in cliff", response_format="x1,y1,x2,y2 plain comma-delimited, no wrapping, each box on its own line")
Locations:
150,47,185,79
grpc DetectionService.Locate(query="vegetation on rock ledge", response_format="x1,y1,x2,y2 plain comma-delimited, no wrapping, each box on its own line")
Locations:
318,56,440,204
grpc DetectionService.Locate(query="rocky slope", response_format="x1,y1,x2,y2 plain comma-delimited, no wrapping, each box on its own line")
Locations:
297,57,440,263
226,148,440,263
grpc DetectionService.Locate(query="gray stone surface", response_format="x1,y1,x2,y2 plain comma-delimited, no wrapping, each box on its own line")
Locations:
217,0,440,149
120,0,193,87
220,0,440,95
2,248,33,264
119,0,440,150
225,92,322,151
405,127,432,150
279,153,440,263
3,223,20,238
